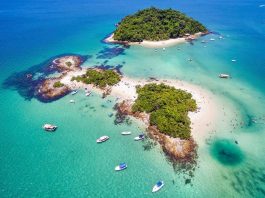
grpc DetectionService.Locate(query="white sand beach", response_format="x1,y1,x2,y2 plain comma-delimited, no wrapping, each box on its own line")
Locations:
60,70,219,142
105,33,203,48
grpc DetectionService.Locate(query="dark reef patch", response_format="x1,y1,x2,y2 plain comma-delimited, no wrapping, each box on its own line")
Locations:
2,54,89,102
210,139,244,166
95,64,123,75
96,46,128,59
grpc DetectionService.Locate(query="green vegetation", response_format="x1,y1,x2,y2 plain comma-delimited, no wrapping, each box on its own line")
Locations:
71,69,121,88
53,81,64,88
132,83,197,139
113,7,207,42
65,61,72,67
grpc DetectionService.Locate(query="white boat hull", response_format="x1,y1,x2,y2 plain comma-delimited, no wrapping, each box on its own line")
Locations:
152,182,164,193
121,131,131,135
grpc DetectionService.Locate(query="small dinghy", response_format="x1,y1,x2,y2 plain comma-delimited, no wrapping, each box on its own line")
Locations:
69,99,75,103
43,124,57,132
134,134,145,141
152,181,164,193
96,136,109,143
71,90,78,95
115,163,127,171
121,131,131,135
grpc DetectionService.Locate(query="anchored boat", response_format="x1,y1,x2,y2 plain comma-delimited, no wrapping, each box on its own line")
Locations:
115,163,127,171
134,134,145,141
96,136,109,143
219,74,230,79
152,181,164,192
121,131,131,135
43,124,57,132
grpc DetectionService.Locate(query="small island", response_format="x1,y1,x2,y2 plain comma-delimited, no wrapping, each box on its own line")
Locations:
105,7,208,48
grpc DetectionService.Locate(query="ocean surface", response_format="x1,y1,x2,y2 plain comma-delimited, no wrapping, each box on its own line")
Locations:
0,0,265,197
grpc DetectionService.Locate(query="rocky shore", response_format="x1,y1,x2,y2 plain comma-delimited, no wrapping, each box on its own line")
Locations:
114,100,197,162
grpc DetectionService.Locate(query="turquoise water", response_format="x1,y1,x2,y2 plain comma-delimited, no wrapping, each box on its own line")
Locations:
0,0,265,197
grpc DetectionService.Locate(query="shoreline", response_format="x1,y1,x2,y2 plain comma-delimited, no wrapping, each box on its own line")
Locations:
60,70,219,144
104,32,205,48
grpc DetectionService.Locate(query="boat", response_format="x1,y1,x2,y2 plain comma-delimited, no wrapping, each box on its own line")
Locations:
71,90,78,95
219,74,230,79
163,47,166,51
96,135,109,143
134,134,145,141
69,99,75,103
210,38,215,41
201,40,206,43
231,59,237,62
85,91,91,96
152,181,164,193
43,124,57,132
115,162,127,171
121,131,132,135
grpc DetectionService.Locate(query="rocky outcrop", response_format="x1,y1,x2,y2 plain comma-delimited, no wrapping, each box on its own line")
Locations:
53,56,82,72
115,99,197,162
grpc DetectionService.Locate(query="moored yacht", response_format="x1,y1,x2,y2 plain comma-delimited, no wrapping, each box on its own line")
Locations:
43,124,57,132
219,74,230,79
96,135,109,143
71,90,78,95
115,162,127,171
121,131,132,135
152,181,164,193
134,134,145,141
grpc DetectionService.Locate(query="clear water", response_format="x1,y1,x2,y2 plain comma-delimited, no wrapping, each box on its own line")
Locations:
0,0,265,197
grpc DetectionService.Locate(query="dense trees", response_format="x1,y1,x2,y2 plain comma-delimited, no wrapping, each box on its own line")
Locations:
132,83,197,139
113,7,207,42
71,69,121,88
53,81,64,88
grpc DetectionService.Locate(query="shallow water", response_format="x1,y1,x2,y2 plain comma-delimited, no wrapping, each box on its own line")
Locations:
0,0,265,197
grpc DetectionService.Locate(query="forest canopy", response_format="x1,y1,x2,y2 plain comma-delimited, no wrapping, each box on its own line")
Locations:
113,7,207,42
132,83,197,139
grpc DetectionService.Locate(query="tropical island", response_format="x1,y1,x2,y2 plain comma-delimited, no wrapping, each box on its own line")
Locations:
105,7,208,48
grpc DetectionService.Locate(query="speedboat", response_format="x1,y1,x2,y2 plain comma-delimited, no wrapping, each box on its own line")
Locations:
115,163,127,171
210,38,215,41
43,124,57,132
85,91,91,97
121,131,132,135
134,134,145,141
96,136,109,143
69,99,75,103
71,90,78,95
231,59,237,62
152,181,164,193
162,47,166,51
219,74,230,79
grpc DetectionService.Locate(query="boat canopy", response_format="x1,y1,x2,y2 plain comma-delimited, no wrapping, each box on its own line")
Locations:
157,181,162,186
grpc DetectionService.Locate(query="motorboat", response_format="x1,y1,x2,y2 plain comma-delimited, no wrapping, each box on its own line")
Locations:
71,90,78,95
152,181,164,193
210,38,215,41
43,124,57,132
134,134,145,141
121,131,132,135
219,74,230,79
231,59,237,62
96,135,109,143
70,99,75,103
115,163,127,171
85,91,91,96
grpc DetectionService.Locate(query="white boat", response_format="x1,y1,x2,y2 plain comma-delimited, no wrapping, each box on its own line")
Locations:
115,163,127,171
134,134,145,141
201,40,206,43
231,59,237,62
219,74,230,78
71,90,78,95
70,99,75,103
162,47,166,51
152,181,164,193
96,135,109,143
43,124,57,132
85,91,91,97
121,131,131,135
210,38,215,41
